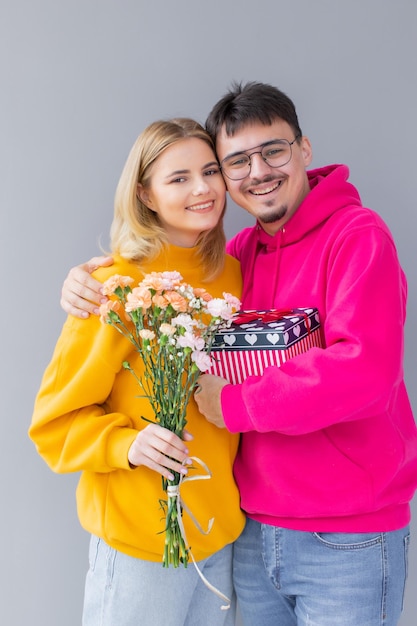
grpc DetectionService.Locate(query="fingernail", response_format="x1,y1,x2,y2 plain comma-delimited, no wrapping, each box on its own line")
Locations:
185,458,193,466
93,307,100,315
167,473,174,481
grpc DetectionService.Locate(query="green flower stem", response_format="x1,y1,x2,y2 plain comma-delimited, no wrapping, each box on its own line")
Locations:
101,276,240,569
162,482,189,568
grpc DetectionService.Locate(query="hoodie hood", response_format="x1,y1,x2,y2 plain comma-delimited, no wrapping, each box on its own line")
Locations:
258,164,362,248
229,164,363,306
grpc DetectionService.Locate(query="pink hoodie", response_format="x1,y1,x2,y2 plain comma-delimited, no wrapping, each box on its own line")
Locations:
224,163,417,532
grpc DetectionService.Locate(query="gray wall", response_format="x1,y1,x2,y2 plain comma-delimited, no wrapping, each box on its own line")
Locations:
1,1,416,624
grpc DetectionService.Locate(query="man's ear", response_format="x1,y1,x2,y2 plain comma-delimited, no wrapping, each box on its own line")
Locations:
137,184,154,210
300,136,313,167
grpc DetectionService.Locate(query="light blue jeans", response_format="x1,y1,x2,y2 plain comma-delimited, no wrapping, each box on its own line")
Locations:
82,535,236,626
233,518,410,626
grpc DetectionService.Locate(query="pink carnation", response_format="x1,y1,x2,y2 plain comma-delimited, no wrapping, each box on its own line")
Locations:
223,292,241,311
191,351,213,372
176,331,205,351
160,271,183,289
171,314,196,332
206,298,233,320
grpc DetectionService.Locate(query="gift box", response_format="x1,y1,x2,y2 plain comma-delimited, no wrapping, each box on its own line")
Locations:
208,308,323,384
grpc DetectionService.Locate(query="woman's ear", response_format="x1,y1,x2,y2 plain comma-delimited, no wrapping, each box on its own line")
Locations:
137,183,154,210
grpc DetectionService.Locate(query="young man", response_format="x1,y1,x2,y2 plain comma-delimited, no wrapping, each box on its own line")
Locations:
61,82,417,626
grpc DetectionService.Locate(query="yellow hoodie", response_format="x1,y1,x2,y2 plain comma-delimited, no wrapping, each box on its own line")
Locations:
29,246,244,562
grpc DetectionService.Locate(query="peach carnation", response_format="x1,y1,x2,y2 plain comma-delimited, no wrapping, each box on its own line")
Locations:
160,323,176,336
141,273,166,292
99,300,121,323
152,294,169,309
102,274,134,296
193,288,213,302
125,287,153,312
164,291,188,312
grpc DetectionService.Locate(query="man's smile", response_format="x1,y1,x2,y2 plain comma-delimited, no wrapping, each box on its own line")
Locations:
248,179,283,196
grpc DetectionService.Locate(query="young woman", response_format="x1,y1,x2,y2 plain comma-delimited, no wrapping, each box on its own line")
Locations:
29,119,244,626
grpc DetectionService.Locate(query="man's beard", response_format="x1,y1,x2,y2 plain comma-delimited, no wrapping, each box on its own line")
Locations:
259,204,288,224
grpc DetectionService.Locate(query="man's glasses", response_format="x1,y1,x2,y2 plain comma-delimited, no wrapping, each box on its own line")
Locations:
220,135,301,181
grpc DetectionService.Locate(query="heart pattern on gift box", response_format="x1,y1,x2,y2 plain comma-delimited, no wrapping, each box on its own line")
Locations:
212,307,322,351
266,333,280,345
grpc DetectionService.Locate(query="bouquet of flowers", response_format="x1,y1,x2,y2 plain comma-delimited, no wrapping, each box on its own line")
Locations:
99,271,240,568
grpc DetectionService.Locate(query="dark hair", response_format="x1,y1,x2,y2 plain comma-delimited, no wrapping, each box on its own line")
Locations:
205,81,302,142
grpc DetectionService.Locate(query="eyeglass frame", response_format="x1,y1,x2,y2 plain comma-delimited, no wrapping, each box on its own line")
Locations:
220,134,301,180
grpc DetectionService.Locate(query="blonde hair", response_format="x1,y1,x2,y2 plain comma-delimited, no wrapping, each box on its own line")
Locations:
110,118,226,281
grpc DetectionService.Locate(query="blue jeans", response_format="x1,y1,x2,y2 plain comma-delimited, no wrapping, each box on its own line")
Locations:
233,518,410,626
82,535,236,626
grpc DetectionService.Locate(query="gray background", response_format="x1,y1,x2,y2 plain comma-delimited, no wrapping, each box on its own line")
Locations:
1,1,416,624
